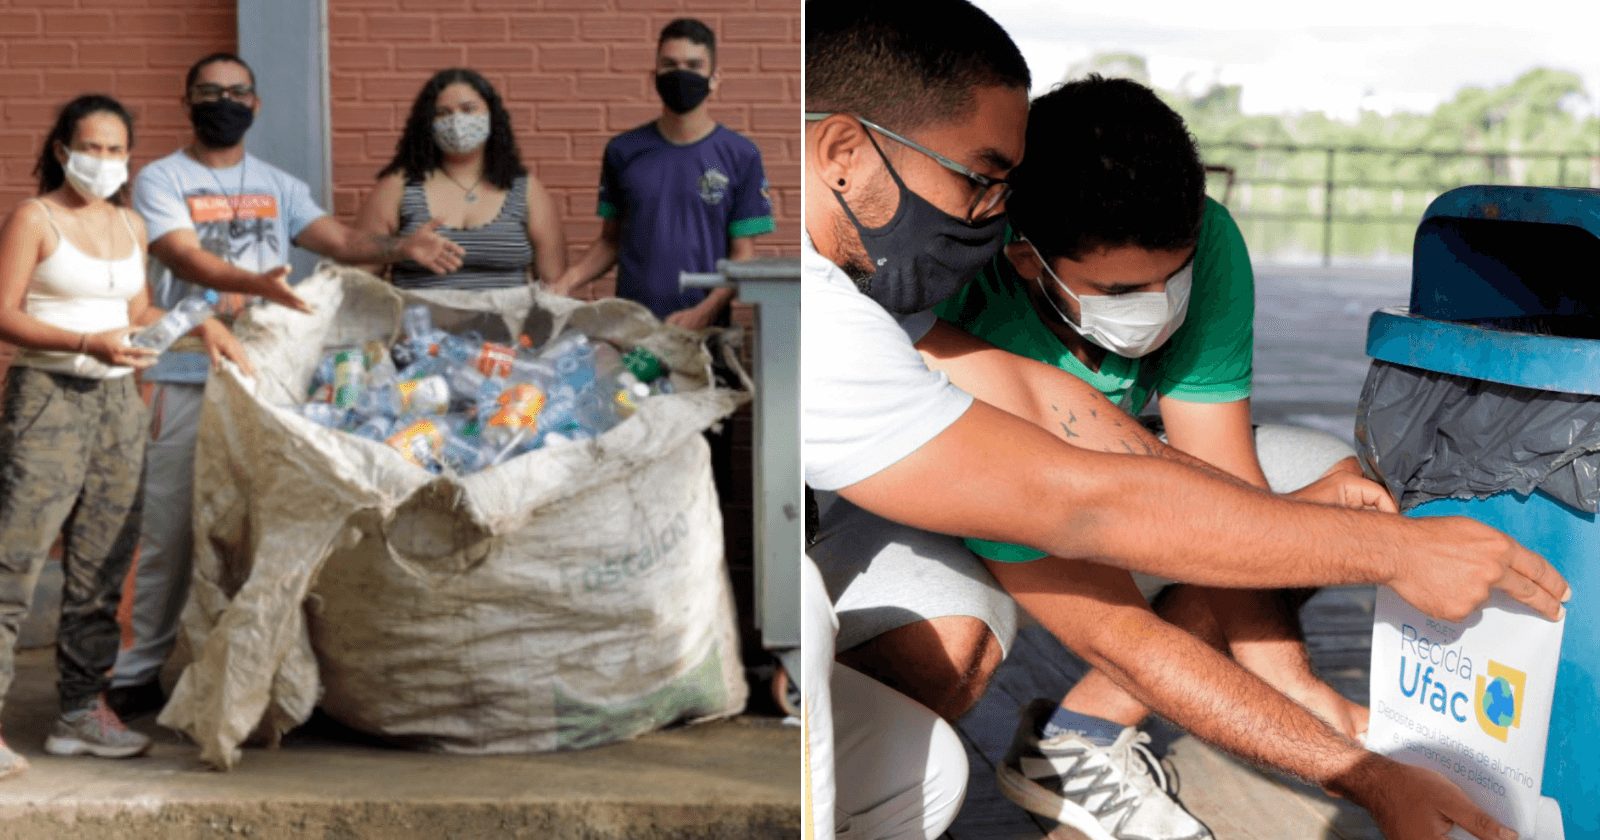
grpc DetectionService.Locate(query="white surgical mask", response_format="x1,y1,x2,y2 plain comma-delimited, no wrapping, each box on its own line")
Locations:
63,150,129,201
431,112,491,155
1027,238,1192,358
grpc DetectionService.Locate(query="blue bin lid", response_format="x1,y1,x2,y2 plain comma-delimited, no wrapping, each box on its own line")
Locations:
1411,186,1600,322
1367,307,1600,396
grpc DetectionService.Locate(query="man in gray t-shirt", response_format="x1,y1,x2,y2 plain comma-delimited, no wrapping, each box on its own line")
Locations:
109,52,465,717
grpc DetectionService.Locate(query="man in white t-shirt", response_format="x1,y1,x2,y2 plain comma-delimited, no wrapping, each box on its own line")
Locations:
800,4,1569,840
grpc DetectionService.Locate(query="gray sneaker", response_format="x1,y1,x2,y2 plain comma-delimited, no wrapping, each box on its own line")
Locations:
43,696,151,759
997,699,1213,840
0,734,29,780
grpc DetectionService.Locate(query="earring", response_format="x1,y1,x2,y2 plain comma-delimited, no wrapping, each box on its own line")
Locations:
837,178,846,187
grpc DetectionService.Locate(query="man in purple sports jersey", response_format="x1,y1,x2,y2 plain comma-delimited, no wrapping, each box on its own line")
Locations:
554,17,775,328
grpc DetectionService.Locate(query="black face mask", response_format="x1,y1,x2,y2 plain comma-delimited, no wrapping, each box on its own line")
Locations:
655,69,711,115
835,133,1009,314
190,99,255,148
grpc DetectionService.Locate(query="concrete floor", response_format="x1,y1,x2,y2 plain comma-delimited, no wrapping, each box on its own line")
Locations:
0,651,800,839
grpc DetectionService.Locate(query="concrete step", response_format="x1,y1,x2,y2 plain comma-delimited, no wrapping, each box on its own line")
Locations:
0,649,800,839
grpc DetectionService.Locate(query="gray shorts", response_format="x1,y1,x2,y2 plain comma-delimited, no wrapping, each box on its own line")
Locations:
810,423,1359,653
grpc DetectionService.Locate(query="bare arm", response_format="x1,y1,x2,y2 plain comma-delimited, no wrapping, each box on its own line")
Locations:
293,215,463,274
992,557,1517,840
552,218,621,296
350,173,406,276
525,175,567,284
839,359,1567,621
149,229,309,313
1159,396,1272,488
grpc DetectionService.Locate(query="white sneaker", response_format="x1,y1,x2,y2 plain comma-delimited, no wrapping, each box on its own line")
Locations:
997,699,1213,840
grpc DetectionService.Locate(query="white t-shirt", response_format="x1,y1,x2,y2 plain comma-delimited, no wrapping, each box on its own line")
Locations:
801,230,973,491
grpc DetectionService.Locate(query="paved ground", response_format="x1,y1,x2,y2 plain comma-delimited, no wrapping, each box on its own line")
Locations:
947,264,1412,839
0,648,800,839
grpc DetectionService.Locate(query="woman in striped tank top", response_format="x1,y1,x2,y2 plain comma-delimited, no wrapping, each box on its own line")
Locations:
0,96,248,777
356,69,566,290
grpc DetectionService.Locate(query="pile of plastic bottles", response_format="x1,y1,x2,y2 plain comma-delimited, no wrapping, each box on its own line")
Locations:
295,305,674,475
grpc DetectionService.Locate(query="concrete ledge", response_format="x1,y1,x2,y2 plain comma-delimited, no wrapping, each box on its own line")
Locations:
0,650,799,839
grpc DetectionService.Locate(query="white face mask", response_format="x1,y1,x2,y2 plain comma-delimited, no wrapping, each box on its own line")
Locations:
63,150,129,201
431,112,491,155
1027,239,1193,358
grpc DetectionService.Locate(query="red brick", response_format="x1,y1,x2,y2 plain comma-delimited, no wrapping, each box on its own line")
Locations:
80,42,150,67
43,12,116,36
574,75,646,101
0,71,45,97
183,11,234,36
715,107,750,132
711,45,756,73
438,14,507,42
329,74,361,101
722,14,789,41
507,13,578,40
468,44,533,70
579,15,648,41
518,134,569,159
361,74,430,102
610,44,654,73
572,132,611,161
9,42,76,67
335,44,396,70
331,104,396,130
539,44,606,72
616,0,685,10
758,44,798,72
112,71,181,98
0,134,39,157
750,103,793,132
2,102,58,129
606,102,659,132
389,45,464,73
364,13,437,40
52,70,118,93
329,11,363,39
328,0,401,8
715,76,787,102
334,188,361,216
112,11,183,34
536,103,603,132
0,11,42,35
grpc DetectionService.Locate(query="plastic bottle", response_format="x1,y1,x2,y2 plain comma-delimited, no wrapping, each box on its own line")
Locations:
329,348,367,409
132,290,220,352
349,413,395,442
439,431,491,475
360,375,451,418
386,418,446,472
480,382,546,457
299,403,347,429
401,305,433,343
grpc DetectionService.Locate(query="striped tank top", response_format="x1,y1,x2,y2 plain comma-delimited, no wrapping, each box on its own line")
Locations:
391,175,534,290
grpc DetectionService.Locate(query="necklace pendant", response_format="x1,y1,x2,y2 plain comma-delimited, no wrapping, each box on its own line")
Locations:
465,191,478,204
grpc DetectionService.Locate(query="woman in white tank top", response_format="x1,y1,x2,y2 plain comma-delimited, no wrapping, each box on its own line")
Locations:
0,95,243,777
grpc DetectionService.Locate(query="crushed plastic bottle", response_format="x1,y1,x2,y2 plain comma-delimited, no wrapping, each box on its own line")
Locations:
132,290,219,353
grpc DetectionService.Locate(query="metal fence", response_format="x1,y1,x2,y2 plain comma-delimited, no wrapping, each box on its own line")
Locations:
1199,141,1600,265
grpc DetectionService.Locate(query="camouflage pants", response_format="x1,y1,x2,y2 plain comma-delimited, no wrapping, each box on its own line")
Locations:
0,367,146,714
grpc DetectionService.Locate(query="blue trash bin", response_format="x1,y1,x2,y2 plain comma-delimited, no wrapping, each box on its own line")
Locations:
1357,185,1600,835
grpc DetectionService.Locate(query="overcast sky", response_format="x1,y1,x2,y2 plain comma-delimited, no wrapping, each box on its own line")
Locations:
976,0,1600,122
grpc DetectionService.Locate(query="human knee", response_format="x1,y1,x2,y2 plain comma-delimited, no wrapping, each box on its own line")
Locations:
839,616,1002,721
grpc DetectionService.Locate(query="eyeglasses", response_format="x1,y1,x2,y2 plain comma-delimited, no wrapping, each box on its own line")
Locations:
189,83,256,103
805,111,1011,223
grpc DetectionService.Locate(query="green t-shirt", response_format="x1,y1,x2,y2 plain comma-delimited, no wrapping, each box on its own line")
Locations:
933,197,1255,562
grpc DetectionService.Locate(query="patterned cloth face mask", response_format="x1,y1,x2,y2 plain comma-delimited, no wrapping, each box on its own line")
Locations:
432,113,491,155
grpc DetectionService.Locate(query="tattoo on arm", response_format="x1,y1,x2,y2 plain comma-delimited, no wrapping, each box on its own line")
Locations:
1060,421,1079,439
365,232,402,262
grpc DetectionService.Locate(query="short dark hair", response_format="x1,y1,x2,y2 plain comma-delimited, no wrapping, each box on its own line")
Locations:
1010,76,1206,262
658,18,716,69
185,52,256,94
34,94,134,206
805,0,1029,132
378,68,527,190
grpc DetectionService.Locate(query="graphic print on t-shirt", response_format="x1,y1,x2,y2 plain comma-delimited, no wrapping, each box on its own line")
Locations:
184,191,282,267
698,164,729,206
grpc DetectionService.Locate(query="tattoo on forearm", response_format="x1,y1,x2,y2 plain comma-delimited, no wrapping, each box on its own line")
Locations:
367,233,402,262
1060,421,1079,439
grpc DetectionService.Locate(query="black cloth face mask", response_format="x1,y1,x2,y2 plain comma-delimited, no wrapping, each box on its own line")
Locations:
655,69,711,115
834,132,1008,314
191,100,255,148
